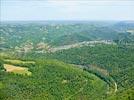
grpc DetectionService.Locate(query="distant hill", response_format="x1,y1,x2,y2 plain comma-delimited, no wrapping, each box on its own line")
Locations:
0,21,129,49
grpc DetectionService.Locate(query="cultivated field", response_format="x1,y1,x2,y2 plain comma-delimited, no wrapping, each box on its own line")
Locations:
4,64,31,75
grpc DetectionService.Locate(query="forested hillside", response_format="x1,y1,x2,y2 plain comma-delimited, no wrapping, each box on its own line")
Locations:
0,21,134,100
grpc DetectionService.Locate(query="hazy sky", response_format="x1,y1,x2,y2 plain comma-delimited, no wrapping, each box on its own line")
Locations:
1,0,134,21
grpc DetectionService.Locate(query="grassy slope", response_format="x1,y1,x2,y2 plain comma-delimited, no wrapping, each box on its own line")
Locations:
0,59,107,100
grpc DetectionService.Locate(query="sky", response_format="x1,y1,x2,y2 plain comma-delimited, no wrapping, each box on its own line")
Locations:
1,0,134,21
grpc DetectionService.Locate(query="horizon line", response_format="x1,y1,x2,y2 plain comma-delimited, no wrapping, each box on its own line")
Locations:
1,19,134,22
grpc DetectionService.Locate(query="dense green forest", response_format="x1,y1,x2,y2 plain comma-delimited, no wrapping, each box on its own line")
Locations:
0,21,134,100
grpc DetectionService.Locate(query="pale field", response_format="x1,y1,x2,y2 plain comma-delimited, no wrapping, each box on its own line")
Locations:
4,64,32,75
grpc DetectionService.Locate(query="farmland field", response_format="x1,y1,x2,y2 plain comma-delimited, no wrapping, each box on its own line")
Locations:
4,64,32,75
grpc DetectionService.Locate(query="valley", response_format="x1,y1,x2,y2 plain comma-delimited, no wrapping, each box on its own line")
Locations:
0,21,134,100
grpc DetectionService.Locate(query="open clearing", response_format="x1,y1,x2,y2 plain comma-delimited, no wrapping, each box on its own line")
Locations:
4,64,32,75
4,59,35,65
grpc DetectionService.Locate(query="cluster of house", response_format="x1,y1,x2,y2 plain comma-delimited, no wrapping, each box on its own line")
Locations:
14,40,115,54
